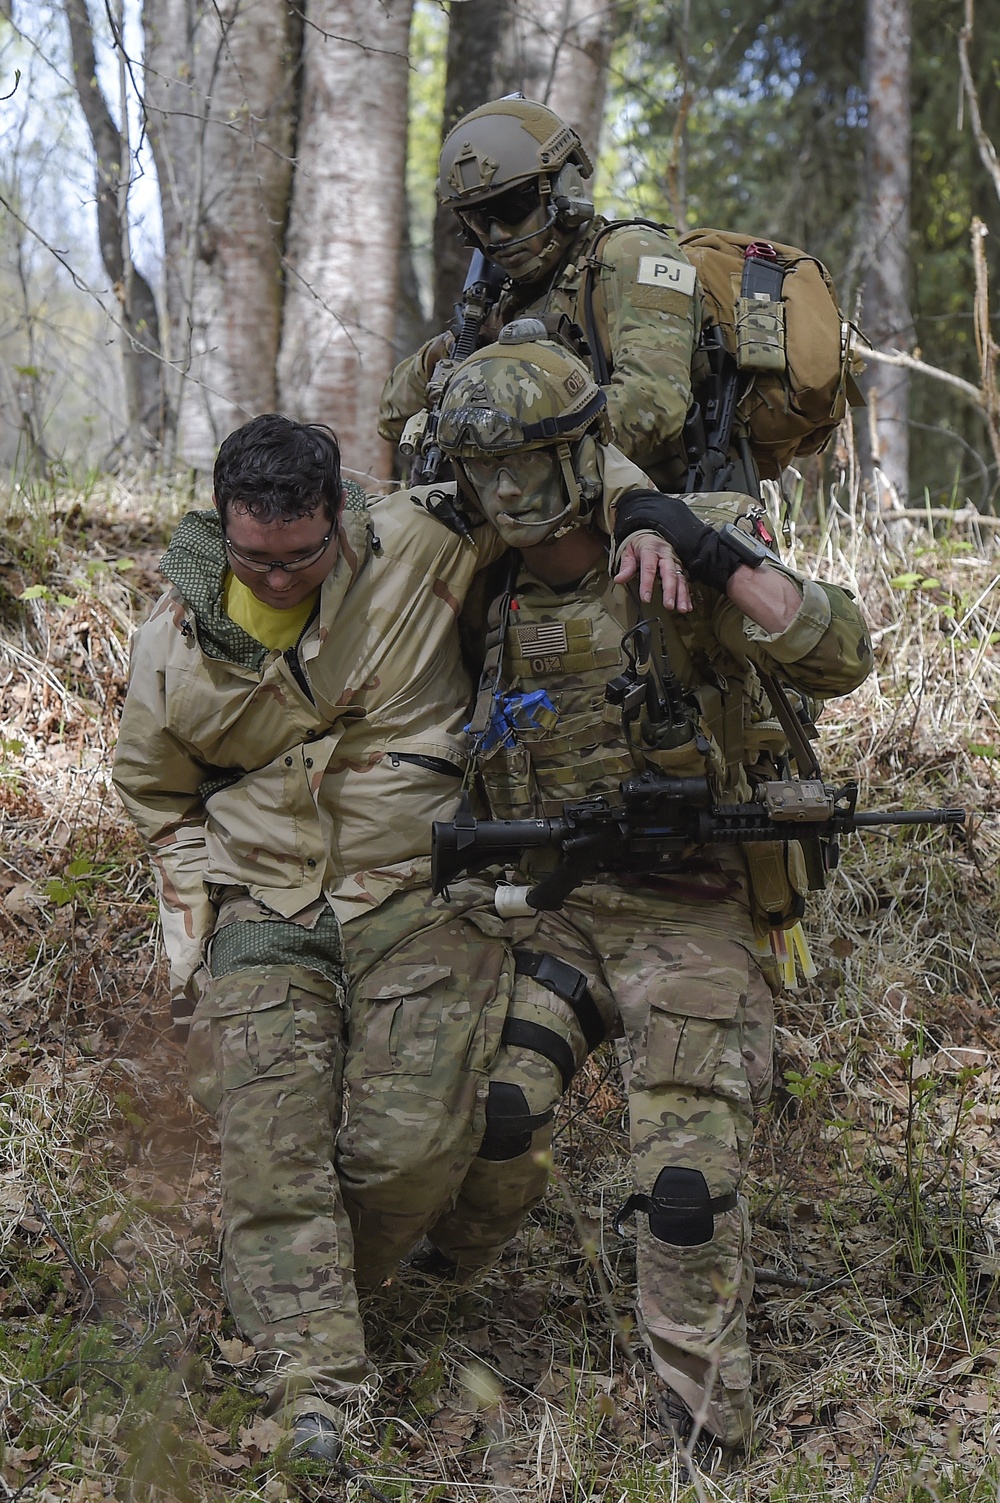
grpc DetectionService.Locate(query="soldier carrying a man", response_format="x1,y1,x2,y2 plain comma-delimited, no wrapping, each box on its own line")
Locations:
407,321,875,1465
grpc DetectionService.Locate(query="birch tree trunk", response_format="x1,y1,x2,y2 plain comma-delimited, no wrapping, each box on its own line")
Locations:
65,0,164,452
276,0,414,486
861,0,913,508
432,0,616,331
510,0,616,167
143,0,298,471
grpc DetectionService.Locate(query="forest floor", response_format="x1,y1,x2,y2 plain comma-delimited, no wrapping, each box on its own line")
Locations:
0,473,999,1503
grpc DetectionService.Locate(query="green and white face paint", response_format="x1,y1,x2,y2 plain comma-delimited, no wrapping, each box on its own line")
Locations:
461,447,573,546
437,327,611,543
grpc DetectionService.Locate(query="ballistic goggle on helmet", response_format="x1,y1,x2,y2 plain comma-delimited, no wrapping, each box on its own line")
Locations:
437,319,611,543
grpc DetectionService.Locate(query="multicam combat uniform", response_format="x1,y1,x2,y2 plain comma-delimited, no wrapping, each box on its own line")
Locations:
433,497,873,1445
378,218,699,490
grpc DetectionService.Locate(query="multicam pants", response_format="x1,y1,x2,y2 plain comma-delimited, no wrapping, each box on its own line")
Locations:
185,890,367,1413
550,874,773,1449
185,882,614,1414
337,883,615,1283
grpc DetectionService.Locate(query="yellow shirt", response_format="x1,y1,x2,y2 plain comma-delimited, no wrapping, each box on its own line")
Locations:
223,571,318,651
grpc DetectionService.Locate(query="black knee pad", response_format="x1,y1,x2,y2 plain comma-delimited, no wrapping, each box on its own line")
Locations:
614,1167,737,1247
478,1081,553,1163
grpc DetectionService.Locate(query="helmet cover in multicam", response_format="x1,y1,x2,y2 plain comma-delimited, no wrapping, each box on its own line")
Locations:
437,320,610,545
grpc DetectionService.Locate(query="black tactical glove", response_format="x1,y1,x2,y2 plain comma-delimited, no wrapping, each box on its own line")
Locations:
614,490,767,594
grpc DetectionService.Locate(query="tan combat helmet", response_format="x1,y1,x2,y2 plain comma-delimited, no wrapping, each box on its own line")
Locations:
437,318,611,545
437,99,595,278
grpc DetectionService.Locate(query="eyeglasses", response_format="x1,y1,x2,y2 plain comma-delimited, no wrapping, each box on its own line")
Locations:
459,181,542,241
224,531,333,574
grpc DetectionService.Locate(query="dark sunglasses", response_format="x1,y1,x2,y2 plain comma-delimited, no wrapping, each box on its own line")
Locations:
460,181,542,238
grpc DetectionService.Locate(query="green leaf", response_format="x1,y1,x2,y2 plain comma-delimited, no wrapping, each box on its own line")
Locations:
968,743,999,759
114,557,135,571
18,584,49,600
65,857,95,879
42,878,76,906
890,573,921,589
56,594,77,607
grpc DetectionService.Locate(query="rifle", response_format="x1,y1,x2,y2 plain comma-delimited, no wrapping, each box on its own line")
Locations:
400,250,507,498
432,772,965,913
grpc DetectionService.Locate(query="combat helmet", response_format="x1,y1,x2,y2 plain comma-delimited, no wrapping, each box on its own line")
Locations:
437,98,595,277
437,318,611,545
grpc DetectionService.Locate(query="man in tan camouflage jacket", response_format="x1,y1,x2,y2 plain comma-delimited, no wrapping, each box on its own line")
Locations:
113,413,660,1460
401,323,874,1467
379,95,700,492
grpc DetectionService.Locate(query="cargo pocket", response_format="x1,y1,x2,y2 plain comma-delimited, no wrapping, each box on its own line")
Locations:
187,974,295,1114
644,984,741,1094
352,963,452,1077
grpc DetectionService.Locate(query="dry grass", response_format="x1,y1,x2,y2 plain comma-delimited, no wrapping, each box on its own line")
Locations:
0,470,998,1501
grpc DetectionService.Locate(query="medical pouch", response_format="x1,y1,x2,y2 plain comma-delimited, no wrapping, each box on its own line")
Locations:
680,227,863,478
741,838,810,935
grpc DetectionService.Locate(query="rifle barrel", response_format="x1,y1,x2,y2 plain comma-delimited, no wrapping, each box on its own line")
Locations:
851,808,966,828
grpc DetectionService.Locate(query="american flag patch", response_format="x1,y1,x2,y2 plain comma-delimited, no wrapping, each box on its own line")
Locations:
514,621,569,656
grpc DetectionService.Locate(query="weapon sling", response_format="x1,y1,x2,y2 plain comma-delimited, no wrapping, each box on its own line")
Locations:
466,551,521,754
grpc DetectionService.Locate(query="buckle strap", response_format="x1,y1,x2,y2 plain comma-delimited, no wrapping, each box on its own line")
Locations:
500,1017,576,1092
613,1188,738,1237
486,1080,554,1136
512,948,606,1053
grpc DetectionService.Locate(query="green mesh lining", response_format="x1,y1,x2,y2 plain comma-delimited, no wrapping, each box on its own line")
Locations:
209,912,345,988
159,481,370,668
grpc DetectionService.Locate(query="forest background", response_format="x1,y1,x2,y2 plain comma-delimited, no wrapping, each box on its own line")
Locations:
1,3,1000,1502
1,0,1000,509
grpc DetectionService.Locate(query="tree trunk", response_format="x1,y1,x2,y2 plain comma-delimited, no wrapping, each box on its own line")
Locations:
64,0,164,452
431,0,615,331
510,0,616,167
143,0,298,471
395,189,434,366
276,0,414,487
861,0,912,508
431,0,516,329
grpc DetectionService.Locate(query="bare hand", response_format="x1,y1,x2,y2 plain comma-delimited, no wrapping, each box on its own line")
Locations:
614,532,692,612
424,331,455,377
480,306,504,345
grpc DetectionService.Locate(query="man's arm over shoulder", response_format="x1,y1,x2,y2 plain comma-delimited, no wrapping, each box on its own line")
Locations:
112,591,215,1003
593,223,699,463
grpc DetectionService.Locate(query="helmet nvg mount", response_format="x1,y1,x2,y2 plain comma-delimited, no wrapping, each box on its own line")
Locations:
437,98,595,277
437,319,610,545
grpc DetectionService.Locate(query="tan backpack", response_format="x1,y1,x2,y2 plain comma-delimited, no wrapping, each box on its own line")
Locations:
679,228,862,479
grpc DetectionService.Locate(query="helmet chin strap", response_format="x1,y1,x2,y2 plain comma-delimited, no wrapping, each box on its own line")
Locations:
495,442,587,543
